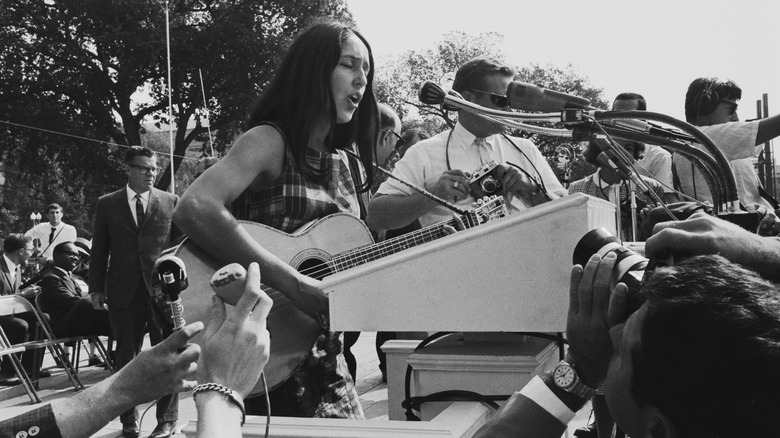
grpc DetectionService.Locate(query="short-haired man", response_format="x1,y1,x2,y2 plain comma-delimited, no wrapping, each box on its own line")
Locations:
25,203,78,260
0,234,49,382
370,103,403,193
368,56,567,231
674,78,780,214
39,242,110,344
612,93,678,203
568,140,665,241
89,146,179,438
473,252,780,438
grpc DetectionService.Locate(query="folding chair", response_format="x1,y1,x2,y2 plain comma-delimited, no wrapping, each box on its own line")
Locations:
0,295,84,391
34,293,115,373
0,326,40,403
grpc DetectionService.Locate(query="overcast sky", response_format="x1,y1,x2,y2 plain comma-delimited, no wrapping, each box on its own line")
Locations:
347,0,779,122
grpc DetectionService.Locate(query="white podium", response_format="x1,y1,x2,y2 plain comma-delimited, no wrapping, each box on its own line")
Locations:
326,193,616,332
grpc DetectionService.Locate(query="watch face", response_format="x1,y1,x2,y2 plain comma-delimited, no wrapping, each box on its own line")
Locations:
553,364,575,388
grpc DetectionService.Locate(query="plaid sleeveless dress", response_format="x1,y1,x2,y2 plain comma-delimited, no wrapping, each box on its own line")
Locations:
232,123,365,418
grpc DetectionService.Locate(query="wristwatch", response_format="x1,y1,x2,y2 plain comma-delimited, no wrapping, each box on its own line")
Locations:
549,360,596,400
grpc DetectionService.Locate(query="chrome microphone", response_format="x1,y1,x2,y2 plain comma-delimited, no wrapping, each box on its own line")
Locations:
154,255,189,331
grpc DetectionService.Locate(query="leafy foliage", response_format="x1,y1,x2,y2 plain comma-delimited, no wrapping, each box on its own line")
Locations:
0,0,351,236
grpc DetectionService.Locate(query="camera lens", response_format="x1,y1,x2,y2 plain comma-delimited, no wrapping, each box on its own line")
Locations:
573,228,652,313
480,176,501,195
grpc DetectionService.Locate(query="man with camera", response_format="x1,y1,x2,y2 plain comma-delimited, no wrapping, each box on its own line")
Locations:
472,247,780,438
367,56,566,230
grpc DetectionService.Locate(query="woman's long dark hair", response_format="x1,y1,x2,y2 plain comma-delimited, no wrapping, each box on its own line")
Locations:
247,19,377,191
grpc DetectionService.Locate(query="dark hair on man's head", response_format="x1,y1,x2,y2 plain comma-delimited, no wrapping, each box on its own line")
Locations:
451,56,515,94
377,103,398,131
582,140,645,165
684,77,742,123
2,234,32,253
52,241,75,255
630,255,780,437
613,93,646,110
247,19,378,191
401,127,429,144
46,203,62,213
124,146,156,163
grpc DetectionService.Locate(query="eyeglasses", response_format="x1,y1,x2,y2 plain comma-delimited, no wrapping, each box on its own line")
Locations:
129,164,159,174
469,89,509,108
389,130,406,155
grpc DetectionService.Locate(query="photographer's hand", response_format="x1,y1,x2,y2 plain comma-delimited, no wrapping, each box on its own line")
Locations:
494,164,537,197
646,212,780,281
566,253,629,388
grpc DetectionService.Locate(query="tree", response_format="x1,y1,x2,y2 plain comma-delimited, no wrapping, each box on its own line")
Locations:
0,0,352,235
375,30,505,131
373,33,607,184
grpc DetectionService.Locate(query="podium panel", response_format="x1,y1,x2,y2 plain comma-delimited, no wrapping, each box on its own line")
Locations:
326,193,616,332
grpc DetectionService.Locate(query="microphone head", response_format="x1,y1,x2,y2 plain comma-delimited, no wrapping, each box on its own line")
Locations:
154,254,189,298
507,81,591,112
419,81,446,105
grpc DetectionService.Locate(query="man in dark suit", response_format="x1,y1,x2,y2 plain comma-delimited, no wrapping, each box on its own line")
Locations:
0,234,49,382
89,146,179,438
39,242,110,340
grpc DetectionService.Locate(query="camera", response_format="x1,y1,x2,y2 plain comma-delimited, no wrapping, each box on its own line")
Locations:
573,228,658,313
469,161,503,199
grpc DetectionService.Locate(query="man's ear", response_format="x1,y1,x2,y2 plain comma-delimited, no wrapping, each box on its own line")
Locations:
460,90,475,103
644,407,677,438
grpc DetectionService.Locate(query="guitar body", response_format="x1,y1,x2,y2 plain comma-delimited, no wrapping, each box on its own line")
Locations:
168,213,374,396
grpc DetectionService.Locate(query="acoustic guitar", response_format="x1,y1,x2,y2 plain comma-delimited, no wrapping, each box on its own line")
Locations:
165,196,506,396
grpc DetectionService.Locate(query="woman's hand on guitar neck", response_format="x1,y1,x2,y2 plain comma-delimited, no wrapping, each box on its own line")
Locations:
291,275,330,329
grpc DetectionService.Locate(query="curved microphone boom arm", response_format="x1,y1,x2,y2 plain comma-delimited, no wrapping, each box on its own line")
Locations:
419,81,738,214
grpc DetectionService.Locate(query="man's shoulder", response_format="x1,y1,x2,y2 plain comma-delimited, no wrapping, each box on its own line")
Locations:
39,271,63,287
152,187,178,201
98,188,125,202
568,177,590,190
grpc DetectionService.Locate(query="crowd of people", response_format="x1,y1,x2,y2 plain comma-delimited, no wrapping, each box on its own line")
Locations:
2,16,780,438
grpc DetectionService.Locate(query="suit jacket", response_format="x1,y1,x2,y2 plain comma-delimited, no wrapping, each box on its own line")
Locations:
88,187,178,310
0,253,20,296
38,268,84,333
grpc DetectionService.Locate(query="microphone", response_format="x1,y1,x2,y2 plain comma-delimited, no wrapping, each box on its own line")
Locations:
595,152,630,181
506,81,592,112
154,255,189,331
418,81,465,111
209,263,247,306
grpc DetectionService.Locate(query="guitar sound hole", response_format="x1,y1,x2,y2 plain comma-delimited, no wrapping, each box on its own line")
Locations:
297,258,332,281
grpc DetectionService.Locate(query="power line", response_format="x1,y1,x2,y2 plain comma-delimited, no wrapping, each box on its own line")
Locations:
0,119,201,162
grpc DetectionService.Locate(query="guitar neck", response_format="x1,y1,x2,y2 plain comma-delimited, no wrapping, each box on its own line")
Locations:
330,213,480,273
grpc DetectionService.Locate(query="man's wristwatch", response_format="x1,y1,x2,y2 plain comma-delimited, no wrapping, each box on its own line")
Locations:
548,360,596,400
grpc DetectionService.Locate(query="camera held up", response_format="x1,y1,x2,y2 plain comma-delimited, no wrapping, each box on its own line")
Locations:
469,161,503,199
573,228,667,314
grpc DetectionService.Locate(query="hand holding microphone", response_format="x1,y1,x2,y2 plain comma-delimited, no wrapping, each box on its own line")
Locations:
200,262,272,398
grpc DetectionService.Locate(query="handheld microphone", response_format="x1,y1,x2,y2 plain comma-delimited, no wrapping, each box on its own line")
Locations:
154,255,189,331
506,81,593,112
209,263,247,306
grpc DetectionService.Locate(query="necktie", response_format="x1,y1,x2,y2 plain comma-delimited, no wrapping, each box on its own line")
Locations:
49,226,56,244
473,138,489,165
135,194,145,226
68,272,83,297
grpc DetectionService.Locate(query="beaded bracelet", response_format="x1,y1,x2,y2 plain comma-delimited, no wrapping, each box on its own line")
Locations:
193,383,246,426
